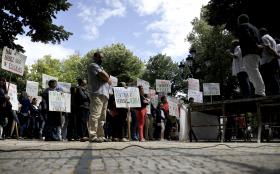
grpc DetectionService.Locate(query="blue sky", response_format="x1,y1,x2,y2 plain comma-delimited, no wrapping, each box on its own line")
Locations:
15,0,209,65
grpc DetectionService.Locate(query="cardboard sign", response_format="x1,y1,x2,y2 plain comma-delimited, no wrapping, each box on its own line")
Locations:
187,78,200,91
42,74,58,89
156,79,171,93
110,76,118,87
57,82,71,93
188,89,203,103
49,91,71,113
203,83,220,96
167,97,179,117
1,47,27,76
113,87,141,108
26,81,39,97
6,83,18,111
137,78,150,94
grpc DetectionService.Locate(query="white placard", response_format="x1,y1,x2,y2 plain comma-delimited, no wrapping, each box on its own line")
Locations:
110,76,118,87
187,78,200,91
42,74,58,89
1,47,27,76
167,97,179,117
156,79,171,93
137,78,150,94
113,87,141,108
188,89,203,103
48,91,71,113
26,81,39,97
6,83,18,111
203,83,220,96
57,82,71,93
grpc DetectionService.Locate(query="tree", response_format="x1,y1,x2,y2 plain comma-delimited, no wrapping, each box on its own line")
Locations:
0,0,72,52
205,0,280,38
187,16,238,99
142,53,181,95
84,43,145,83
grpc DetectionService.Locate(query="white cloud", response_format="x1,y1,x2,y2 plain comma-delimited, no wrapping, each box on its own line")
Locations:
15,36,75,65
77,0,126,40
130,0,210,61
132,32,142,38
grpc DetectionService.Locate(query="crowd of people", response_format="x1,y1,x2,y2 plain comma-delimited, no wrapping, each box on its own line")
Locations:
0,52,179,142
229,14,280,98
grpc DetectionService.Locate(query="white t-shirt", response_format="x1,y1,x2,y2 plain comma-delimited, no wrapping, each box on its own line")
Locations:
261,34,277,65
232,46,246,76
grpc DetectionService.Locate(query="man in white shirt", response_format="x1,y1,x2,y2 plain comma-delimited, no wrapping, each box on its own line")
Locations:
229,40,252,98
259,28,280,95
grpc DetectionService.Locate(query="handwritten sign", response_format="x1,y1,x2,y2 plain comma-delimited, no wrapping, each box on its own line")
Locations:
113,87,141,108
137,78,150,94
26,81,39,97
6,83,18,111
1,47,27,76
187,78,200,91
49,91,71,113
156,79,171,93
203,83,220,96
42,74,58,89
110,76,118,87
167,97,179,117
57,82,71,93
188,89,203,103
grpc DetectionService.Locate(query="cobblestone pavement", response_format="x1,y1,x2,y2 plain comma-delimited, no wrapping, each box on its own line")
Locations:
0,140,280,174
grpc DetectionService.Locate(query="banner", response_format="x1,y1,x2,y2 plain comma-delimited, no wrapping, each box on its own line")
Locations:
203,83,220,96
110,76,118,87
49,91,71,113
42,74,58,89
137,78,150,94
187,78,200,91
113,87,141,108
188,89,203,103
156,79,171,93
57,82,71,93
167,97,179,117
1,47,27,76
6,83,18,111
26,81,39,97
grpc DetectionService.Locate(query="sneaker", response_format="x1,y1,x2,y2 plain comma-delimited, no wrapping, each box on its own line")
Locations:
80,137,89,142
120,138,129,142
89,137,102,143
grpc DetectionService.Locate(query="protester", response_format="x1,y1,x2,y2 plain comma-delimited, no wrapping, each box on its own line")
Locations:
29,98,44,139
228,39,252,98
18,91,31,138
259,28,280,95
136,85,150,142
237,14,266,97
87,52,112,143
0,77,11,140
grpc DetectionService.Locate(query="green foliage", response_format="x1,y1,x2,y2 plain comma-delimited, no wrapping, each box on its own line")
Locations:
187,16,237,99
0,0,72,52
84,43,145,83
142,53,181,95
205,0,280,38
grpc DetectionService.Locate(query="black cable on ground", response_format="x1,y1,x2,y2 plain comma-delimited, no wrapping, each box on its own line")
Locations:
0,144,279,153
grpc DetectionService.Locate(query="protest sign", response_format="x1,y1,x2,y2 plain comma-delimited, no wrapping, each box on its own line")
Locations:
42,74,58,89
113,87,141,108
137,78,150,94
188,89,203,103
26,81,39,97
156,79,171,93
6,83,18,111
187,78,200,91
1,47,27,76
110,76,118,87
49,91,71,113
167,97,179,117
203,83,220,96
57,82,71,93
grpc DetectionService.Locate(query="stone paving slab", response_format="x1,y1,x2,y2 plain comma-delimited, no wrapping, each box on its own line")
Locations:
0,140,280,174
